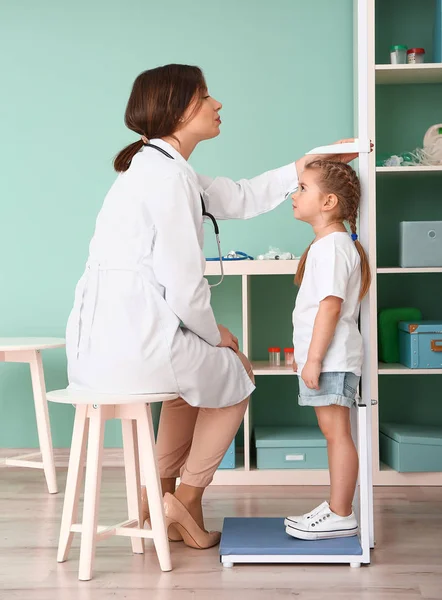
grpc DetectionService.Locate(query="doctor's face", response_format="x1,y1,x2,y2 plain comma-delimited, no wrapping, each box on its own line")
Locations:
291,168,327,224
180,90,222,142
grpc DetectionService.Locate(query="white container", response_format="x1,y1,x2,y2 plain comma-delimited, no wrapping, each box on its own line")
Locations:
390,45,407,64
268,347,281,366
407,48,425,64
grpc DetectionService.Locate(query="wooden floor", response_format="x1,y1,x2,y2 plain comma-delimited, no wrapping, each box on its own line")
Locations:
0,468,441,600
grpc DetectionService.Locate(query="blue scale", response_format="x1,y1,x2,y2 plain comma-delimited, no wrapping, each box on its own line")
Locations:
220,518,365,568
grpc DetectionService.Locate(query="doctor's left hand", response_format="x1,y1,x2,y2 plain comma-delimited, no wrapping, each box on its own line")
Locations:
217,325,239,354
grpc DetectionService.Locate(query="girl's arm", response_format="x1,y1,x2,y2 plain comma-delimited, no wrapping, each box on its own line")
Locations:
301,296,343,389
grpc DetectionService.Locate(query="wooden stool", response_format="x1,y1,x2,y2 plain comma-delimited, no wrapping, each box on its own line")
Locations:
47,388,178,581
0,337,65,494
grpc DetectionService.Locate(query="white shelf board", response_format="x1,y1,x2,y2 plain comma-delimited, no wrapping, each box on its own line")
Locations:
205,260,299,276
212,467,330,486
377,267,442,274
378,363,442,375
376,166,442,173
252,361,297,376
375,465,442,486
375,63,442,85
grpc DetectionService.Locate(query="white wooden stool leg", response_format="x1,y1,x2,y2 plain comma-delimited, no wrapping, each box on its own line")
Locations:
136,404,172,572
29,351,57,494
79,405,105,581
57,404,89,563
122,419,144,555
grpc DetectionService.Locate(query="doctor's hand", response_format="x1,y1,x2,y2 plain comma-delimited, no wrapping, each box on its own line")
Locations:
301,360,321,390
217,325,239,354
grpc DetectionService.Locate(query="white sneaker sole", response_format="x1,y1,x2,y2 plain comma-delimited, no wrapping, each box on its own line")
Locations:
285,524,359,541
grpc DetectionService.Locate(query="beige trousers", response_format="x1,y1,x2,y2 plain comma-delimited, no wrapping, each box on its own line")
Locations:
156,395,249,487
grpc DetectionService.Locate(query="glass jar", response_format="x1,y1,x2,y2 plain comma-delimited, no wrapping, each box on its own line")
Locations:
390,45,407,64
268,347,281,366
407,48,425,64
284,348,294,366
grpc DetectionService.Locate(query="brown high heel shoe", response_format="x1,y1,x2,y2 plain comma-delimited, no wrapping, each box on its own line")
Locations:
141,487,183,542
163,492,221,550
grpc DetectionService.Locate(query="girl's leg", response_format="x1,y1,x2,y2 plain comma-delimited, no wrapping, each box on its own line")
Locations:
315,405,359,516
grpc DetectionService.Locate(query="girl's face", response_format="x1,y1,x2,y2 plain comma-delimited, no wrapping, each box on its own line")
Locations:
180,89,222,142
291,168,337,225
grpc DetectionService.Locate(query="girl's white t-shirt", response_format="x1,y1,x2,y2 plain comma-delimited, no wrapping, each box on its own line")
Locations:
292,232,363,376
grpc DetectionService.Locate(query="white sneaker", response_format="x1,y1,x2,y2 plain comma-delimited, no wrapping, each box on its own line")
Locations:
285,501,359,541
284,501,330,527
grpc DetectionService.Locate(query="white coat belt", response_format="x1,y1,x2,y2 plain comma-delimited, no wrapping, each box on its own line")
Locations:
76,260,151,357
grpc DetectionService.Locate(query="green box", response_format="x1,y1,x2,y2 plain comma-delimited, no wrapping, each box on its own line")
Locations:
255,427,328,470
380,423,442,473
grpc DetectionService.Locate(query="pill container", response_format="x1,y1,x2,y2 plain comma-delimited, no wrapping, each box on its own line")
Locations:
284,348,294,366
390,45,407,64
407,48,425,64
268,347,281,366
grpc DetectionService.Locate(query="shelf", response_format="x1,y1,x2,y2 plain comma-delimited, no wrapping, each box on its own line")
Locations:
375,63,442,85
212,467,330,486
252,361,296,376
377,267,442,274
378,363,442,375
205,260,299,276
376,166,442,174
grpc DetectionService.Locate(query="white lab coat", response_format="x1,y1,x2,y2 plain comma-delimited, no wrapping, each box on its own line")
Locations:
66,139,298,407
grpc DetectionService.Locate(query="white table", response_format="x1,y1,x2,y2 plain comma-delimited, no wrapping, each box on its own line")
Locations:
0,338,65,493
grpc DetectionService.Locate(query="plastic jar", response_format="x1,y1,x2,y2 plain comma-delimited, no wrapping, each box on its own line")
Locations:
268,347,281,366
407,48,425,64
284,348,294,366
390,45,407,64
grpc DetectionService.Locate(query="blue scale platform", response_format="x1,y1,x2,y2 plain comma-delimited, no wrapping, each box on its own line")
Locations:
220,518,362,559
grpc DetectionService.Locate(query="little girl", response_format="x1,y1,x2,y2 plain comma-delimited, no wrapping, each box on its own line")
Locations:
284,159,370,541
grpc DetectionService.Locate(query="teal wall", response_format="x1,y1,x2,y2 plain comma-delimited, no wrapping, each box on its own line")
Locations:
0,0,355,448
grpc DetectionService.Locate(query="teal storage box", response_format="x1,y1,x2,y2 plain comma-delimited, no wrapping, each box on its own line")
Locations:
219,439,235,469
380,423,442,473
399,321,442,369
400,221,442,268
255,427,328,470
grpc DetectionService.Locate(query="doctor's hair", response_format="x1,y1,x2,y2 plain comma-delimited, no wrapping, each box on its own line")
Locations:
294,160,371,301
114,64,207,172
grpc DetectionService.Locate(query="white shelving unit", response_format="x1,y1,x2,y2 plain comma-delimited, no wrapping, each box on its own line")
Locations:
375,63,442,85
377,267,442,274
368,0,442,487
376,166,442,173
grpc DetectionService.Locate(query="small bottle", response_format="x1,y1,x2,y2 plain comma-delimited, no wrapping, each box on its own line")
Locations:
268,347,281,366
284,348,294,366
390,45,407,64
407,48,425,64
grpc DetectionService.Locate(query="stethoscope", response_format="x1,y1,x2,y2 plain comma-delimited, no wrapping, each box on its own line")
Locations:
144,142,229,286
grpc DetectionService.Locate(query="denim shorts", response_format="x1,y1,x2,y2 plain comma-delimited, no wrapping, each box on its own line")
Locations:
298,372,360,409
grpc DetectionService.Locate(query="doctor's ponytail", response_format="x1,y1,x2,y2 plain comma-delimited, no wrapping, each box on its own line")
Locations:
114,64,207,172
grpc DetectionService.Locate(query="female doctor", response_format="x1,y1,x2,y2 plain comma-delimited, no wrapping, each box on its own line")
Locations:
66,63,357,549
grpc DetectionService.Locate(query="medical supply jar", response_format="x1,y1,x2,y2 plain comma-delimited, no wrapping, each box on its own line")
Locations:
268,347,281,366
284,348,294,366
407,48,425,64
390,45,407,64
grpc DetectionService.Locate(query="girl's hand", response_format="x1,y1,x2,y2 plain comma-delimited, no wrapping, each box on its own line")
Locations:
292,359,298,373
217,324,239,353
301,360,321,390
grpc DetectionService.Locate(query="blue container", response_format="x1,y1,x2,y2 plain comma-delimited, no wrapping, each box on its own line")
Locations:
255,427,328,470
435,0,442,62
218,439,235,469
380,423,442,472
399,321,442,369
